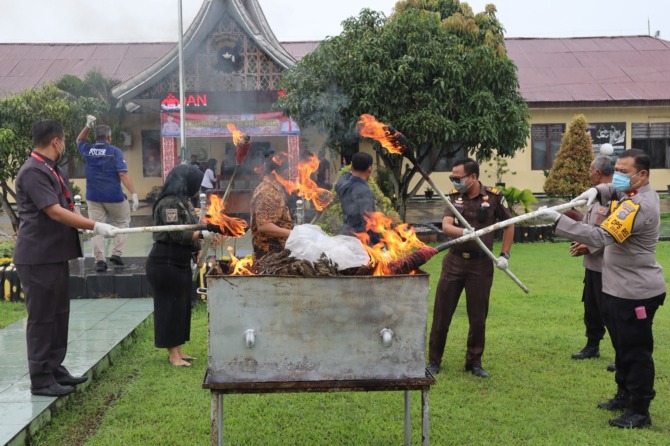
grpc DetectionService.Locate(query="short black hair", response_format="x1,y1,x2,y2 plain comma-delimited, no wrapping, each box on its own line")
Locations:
351,152,373,172
620,149,651,173
95,125,112,142
32,120,64,148
452,157,479,178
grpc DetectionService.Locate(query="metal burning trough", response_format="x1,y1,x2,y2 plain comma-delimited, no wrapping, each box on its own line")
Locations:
205,271,429,383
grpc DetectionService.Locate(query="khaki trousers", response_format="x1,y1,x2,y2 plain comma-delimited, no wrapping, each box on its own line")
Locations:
87,200,130,261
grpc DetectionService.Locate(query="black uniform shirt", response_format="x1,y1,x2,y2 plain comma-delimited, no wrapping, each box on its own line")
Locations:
444,183,513,253
14,155,82,264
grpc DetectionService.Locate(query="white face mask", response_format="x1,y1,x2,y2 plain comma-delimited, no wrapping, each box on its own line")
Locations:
55,139,65,161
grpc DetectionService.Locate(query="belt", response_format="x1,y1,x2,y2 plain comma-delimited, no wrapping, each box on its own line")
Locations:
451,251,487,260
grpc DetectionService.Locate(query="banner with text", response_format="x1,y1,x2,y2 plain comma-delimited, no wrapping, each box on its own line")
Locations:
160,111,300,138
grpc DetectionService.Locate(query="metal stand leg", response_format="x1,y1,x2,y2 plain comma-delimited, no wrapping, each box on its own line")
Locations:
421,388,429,446
211,392,224,446
404,390,411,446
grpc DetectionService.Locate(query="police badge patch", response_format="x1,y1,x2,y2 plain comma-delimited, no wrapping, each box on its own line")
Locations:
166,208,178,223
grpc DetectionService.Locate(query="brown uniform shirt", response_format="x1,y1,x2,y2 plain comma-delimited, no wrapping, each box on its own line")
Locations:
444,183,513,254
250,175,295,259
14,155,82,264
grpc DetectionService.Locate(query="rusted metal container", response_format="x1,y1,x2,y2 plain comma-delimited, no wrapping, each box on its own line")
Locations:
206,273,429,382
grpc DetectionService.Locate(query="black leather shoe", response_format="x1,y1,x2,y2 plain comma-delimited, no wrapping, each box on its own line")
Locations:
109,255,124,266
426,363,440,375
571,345,600,359
606,363,616,372
56,373,88,386
598,390,631,411
96,260,107,272
31,382,75,397
609,411,652,429
465,365,490,378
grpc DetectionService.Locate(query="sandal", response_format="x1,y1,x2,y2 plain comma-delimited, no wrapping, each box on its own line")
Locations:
180,355,197,361
167,357,191,367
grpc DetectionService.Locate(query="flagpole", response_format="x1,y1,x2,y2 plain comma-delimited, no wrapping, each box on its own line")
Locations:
178,0,186,163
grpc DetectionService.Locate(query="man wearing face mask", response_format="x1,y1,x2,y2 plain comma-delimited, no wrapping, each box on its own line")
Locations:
427,158,514,379
14,120,117,396
541,149,665,429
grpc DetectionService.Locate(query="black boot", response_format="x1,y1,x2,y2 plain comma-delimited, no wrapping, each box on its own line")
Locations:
598,388,631,411
609,411,651,429
571,343,600,359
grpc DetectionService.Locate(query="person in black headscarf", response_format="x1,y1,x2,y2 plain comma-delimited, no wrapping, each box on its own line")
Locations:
146,164,224,367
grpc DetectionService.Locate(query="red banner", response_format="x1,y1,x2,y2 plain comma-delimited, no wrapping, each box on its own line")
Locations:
160,112,300,138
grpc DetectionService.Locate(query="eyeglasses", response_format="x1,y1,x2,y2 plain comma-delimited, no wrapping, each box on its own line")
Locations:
449,174,470,182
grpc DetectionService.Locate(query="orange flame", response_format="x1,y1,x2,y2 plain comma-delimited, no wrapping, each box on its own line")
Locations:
271,152,333,211
226,123,245,146
354,211,427,275
356,114,407,155
227,246,254,275
204,194,248,237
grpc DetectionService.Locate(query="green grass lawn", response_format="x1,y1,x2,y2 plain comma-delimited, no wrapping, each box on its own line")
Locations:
0,301,26,329
7,242,669,445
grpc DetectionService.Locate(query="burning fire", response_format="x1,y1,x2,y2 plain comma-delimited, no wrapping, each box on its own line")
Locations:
204,194,248,237
227,246,254,275
355,211,428,275
226,123,251,165
271,152,333,211
356,114,407,155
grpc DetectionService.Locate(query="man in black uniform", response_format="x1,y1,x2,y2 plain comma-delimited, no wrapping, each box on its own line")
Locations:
14,120,116,397
427,158,514,378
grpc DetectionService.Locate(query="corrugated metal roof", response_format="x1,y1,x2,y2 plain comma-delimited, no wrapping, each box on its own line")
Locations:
0,42,173,98
1,36,670,105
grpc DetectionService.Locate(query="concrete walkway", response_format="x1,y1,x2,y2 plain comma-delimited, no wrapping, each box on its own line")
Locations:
0,298,153,446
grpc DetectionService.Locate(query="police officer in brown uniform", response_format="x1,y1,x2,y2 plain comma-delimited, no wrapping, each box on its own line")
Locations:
427,158,514,378
14,120,116,397
542,149,665,429
570,156,614,367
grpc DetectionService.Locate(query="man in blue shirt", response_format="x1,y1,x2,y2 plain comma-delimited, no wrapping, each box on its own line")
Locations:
76,117,138,272
335,152,380,246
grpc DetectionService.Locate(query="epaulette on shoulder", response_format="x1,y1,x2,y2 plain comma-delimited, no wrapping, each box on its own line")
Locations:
449,189,459,195
486,186,502,195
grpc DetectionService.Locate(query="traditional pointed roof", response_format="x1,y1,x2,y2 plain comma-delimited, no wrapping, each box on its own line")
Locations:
112,0,296,100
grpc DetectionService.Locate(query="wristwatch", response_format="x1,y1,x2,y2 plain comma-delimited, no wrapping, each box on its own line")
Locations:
500,252,510,260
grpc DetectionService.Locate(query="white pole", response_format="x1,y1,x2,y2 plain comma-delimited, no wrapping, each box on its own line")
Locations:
178,0,186,163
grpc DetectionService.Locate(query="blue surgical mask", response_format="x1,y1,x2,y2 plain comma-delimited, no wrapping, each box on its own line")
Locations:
612,171,641,192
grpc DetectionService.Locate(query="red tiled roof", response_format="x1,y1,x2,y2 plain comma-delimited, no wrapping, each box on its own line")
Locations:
506,36,670,104
0,43,174,98
1,36,670,105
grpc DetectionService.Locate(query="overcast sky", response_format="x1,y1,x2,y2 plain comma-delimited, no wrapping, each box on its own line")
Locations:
0,0,668,43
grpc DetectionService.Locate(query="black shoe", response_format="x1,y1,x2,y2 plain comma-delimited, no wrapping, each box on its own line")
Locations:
109,255,124,266
607,363,616,372
609,411,652,429
56,373,88,386
426,363,440,375
598,390,631,411
465,365,490,378
31,382,75,397
571,345,600,359
96,260,107,272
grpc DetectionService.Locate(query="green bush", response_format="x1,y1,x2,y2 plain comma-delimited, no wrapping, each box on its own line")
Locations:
0,241,14,258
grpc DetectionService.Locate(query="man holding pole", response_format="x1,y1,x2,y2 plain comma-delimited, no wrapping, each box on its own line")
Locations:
427,158,514,378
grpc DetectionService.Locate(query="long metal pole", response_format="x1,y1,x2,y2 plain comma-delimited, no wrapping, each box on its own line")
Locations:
178,0,186,163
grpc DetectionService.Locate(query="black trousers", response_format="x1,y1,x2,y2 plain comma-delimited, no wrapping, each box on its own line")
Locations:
429,253,493,367
146,243,193,349
606,292,665,414
16,262,71,388
582,268,608,344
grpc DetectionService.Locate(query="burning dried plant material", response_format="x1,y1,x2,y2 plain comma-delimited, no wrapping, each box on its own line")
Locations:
252,250,341,277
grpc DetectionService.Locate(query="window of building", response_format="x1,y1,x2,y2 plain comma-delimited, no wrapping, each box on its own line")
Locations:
142,130,162,177
531,124,565,170
631,123,670,168
418,144,467,172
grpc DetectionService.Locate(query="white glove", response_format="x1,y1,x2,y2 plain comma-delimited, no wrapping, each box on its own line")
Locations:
571,187,598,207
538,206,561,222
131,193,139,212
93,222,116,237
496,256,509,270
463,228,473,236
200,230,214,239
86,115,97,129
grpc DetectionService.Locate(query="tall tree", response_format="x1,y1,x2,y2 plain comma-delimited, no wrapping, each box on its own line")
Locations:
277,0,529,220
543,114,593,199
